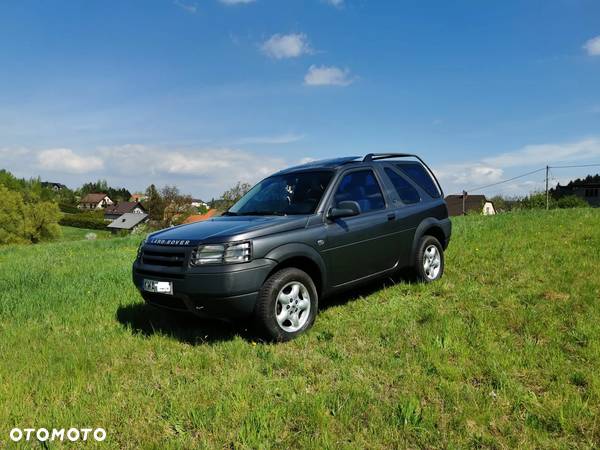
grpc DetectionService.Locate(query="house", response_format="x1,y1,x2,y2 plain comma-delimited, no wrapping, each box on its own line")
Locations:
104,201,146,220
554,179,600,207
42,182,67,191
130,193,147,203
191,198,209,209
182,209,219,224
445,194,496,216
78,193,114,210
107,213,149,234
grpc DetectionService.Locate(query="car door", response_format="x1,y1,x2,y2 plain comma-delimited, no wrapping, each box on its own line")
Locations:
379,165,425,268
322,168,400,287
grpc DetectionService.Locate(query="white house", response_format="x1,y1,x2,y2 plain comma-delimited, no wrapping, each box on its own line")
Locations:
77,193,114,210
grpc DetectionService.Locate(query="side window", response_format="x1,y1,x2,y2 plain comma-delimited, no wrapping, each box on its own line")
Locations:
395,163,441,198
334,170,385,213
385,168,421,205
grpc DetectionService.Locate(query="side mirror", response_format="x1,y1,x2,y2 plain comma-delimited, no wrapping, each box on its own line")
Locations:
327,201,361,220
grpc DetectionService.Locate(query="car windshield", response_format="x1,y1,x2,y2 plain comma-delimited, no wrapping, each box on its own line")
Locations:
227,171,333,216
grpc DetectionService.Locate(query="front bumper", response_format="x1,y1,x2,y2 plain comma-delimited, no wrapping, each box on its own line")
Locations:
132,257,277,319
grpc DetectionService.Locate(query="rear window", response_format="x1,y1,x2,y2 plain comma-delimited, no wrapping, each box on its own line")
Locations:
384,168,420,205
395,163,441,198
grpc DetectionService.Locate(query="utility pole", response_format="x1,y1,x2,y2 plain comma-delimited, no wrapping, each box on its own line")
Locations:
545,165,549,210
462,190,467,215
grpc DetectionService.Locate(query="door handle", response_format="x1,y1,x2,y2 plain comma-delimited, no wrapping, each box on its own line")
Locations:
387,213,396,221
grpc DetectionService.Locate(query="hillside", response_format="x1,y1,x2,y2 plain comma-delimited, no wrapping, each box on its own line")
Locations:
0,209,599,448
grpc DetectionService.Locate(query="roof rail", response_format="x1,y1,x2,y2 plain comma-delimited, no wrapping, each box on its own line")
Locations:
362,153,444,197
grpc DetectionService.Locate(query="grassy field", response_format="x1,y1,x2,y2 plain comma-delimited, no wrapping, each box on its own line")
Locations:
0,209,599,449
57,225,112,242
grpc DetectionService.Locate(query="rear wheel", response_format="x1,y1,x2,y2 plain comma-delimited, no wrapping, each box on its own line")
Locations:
254,268,318,342
414,235,444,282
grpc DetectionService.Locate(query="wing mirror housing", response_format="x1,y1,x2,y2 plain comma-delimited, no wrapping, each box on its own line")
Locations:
327,201,361,220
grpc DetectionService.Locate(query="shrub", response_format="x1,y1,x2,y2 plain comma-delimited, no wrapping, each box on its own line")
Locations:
59,203,80,214
23,201,62,243
555,195,589,209
59,214,107,230
0,185,62,244
0,186,27,245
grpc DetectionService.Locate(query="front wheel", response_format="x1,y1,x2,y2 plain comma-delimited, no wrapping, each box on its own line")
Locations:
254,268,318,342
414,235,445,282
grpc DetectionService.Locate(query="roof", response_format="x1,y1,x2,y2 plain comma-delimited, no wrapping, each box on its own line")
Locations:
79,193,109,204
276,157,361,174
445,194,489,216
41,181,67,189
182,209,219,224
104,201,146,215
107,213,149,230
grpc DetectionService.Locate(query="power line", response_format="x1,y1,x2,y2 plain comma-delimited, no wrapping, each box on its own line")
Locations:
466,167,546,192
465,162,600,193
549,163,600,169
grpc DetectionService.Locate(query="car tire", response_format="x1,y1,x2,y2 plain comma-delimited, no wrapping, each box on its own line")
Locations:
414,235,444,283
254,268,318,342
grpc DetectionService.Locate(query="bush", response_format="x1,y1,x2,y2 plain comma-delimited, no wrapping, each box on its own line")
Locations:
23,202,62,243
59,203,80,214
555,195,589,209
59,214,107,230
0,185,62,244
0,186,28,245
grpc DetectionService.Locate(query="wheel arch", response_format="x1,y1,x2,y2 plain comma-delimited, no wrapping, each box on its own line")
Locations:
411,218,450,259
264,243,327,297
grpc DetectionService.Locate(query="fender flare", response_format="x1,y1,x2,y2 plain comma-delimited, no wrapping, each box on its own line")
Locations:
410,217,450,259
264,243,328,290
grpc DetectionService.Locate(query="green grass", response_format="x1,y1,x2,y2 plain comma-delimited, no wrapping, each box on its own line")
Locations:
1,209,599,449
57,225,112,241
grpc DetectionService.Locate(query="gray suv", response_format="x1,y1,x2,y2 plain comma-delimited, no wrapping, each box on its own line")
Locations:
132,153,451,341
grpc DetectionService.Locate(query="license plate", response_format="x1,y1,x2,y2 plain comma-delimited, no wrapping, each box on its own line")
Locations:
143,279,173,295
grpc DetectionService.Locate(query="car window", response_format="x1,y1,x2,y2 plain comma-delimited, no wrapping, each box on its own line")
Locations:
333,170,385,213
395,163,441,198
384,168,421,205
229,171,333,215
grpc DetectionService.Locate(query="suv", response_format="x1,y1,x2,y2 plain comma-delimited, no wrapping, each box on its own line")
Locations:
132,153,451,341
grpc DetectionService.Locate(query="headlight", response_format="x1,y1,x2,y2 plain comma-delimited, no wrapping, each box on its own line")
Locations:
190,241,252,266
137,238,147,259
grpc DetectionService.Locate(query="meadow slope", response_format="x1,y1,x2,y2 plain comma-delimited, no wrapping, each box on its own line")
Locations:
0,209,599,449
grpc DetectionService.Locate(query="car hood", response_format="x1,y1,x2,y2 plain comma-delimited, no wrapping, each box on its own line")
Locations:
148,215,309,246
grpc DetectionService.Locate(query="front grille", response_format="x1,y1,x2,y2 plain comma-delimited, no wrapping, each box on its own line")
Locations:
141,248,187,267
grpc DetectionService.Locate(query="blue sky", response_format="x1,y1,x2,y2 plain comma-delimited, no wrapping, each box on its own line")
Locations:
1,0,599,198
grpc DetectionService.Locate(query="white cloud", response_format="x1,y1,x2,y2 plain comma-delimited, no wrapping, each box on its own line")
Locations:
174,0,197,14
261,33,312,59
37,148,104,174
483,138,600,168
304,65,354,86
100,145,287,185
583,35,600,56
324,0,344,7
435,137,600,195
219,0,255,5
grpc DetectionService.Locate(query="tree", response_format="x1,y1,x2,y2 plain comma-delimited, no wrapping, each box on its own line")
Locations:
144,184,163,221
213,181,252,211
78,180,131,202
23,201,61,243
160,185,193,227
0,185,61,245
0,185,27,245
